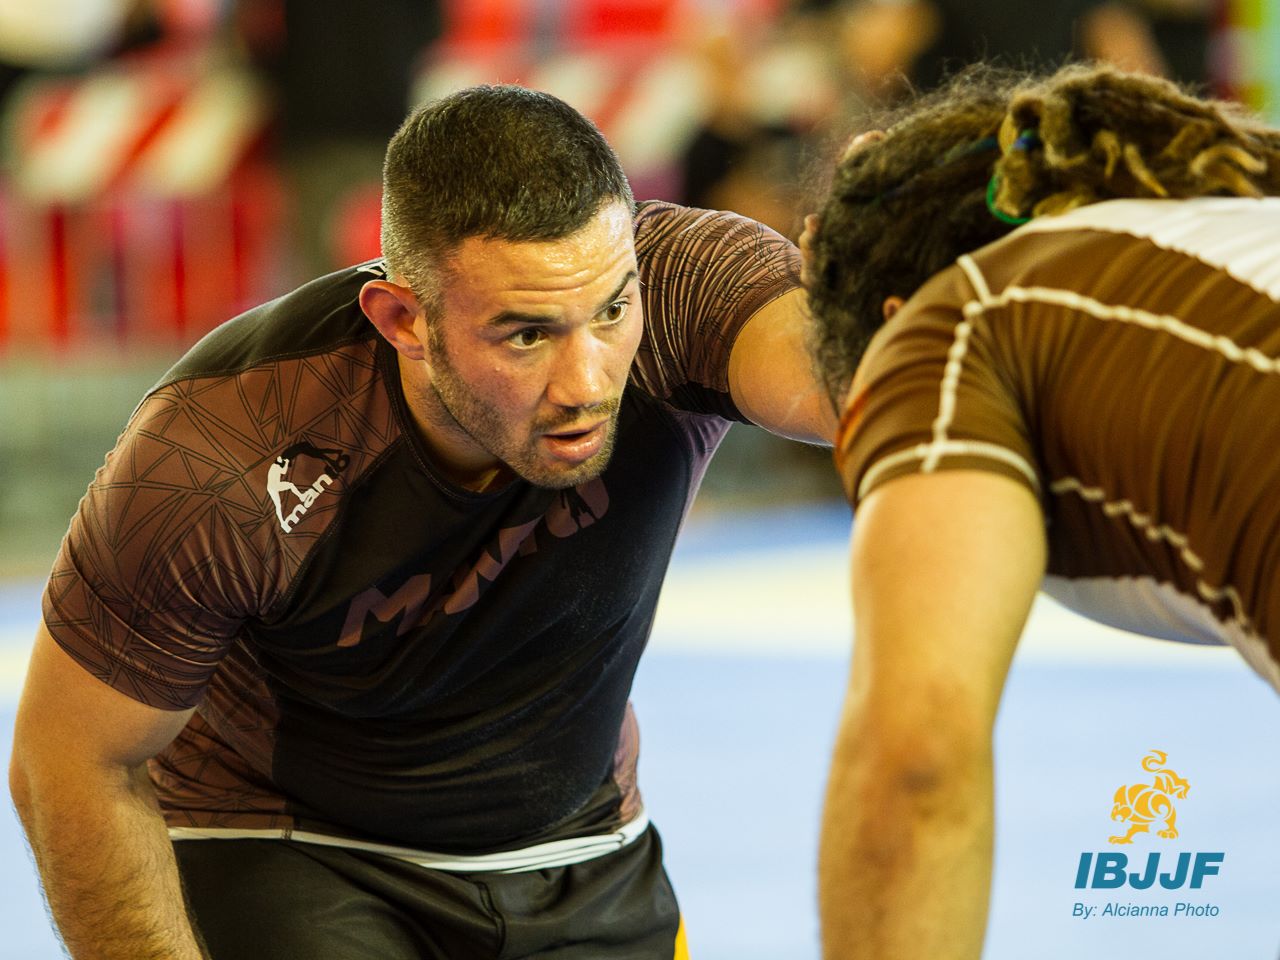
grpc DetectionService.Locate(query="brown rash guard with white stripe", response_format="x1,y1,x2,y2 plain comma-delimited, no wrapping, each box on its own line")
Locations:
836,197,1280,692
43,201,800,853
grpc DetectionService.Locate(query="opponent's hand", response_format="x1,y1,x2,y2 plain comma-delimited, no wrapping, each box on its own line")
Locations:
843,129,886,161
801,131,887,290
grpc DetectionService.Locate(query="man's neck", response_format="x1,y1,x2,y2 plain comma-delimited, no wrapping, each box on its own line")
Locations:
396,354,515,493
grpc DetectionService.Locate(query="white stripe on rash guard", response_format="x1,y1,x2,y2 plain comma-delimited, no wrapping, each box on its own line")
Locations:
858,440,1040,502
169,810,651,875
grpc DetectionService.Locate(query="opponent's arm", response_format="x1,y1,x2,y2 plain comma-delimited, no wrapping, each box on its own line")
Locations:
820,470,1046,960
728,287,838,444
9,621,205,960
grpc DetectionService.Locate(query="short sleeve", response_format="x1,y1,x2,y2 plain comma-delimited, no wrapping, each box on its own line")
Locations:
834,265,1043,508
42,387,276,710
630,201,800,420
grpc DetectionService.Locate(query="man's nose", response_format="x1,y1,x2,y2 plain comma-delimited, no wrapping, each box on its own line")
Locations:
546,329,610,409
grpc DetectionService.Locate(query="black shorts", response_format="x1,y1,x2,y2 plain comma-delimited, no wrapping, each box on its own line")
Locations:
174,826,689,959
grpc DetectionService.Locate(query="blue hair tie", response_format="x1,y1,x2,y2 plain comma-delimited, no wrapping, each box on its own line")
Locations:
1011,128,1041,152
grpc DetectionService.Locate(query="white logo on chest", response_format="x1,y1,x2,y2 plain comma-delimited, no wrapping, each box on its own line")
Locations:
265,443,350,533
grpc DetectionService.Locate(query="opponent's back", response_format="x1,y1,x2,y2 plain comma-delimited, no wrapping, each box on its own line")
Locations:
837,196,1280,690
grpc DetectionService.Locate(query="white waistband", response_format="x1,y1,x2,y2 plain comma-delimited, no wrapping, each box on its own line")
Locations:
168,809,651,875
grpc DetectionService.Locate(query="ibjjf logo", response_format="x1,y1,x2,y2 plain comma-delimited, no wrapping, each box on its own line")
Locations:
1072,750,1223,913
1109,749,1190,845
266,442,350,533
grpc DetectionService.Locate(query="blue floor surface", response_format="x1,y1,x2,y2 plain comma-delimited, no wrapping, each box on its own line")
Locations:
2,507,1278,959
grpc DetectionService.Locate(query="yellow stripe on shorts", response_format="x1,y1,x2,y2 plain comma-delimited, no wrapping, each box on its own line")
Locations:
673,916,690,959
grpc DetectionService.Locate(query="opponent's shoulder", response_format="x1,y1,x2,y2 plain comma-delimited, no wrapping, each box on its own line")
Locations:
1009,195,1280,252
838,260,1042,508
852,262,978,380
965,197,1280,302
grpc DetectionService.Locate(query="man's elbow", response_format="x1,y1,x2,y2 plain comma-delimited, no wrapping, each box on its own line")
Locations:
9,738,37,828
835,694,995,817
9,722,87,827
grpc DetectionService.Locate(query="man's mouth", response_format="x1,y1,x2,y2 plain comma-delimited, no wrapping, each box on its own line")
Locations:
541,420,609,464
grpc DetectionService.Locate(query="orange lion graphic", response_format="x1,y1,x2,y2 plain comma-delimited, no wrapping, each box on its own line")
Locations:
1108,750,1190,845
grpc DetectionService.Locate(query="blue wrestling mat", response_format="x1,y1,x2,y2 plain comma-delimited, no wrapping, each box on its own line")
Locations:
2,505,1278,959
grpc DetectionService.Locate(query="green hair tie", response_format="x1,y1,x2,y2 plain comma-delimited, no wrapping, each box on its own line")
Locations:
985,127,1040,225
986,174,1031,226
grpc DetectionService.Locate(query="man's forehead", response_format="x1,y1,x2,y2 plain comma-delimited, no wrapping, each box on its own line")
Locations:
446,203,637,292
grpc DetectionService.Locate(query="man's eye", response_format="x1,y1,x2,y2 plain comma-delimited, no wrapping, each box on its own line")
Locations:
603,300,629,323
511,328,545,348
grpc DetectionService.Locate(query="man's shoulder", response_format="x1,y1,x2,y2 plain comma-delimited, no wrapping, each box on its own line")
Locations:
159,261,386,387
632,199,685,260
632,198,680,226
116,263,403,541
631,200,738,255
630,200,797,278
626,200,798,421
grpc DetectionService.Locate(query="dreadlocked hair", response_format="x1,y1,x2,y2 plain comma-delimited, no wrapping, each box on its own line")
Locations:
809,62,1280,404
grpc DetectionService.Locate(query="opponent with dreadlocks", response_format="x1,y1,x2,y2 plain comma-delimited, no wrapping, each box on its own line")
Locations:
804,63,1280,959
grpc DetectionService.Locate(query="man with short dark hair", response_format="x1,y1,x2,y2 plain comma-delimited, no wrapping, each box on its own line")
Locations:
9,84,832,960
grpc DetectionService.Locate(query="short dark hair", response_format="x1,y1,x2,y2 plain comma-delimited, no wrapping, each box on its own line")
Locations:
381,85,634,305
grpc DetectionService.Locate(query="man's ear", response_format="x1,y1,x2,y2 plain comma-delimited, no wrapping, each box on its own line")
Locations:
360,280,426,359
882,295,906,323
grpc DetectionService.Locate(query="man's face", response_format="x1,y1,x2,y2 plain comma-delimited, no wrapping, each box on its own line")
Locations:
420,202,643,490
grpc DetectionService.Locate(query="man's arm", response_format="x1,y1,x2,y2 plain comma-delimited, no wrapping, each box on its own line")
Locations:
728,288,838,444
820,470,1046,960
9,621,205,960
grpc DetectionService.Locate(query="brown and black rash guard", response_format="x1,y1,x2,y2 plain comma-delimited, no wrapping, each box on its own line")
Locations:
43,202,800,853
837,197,1280,692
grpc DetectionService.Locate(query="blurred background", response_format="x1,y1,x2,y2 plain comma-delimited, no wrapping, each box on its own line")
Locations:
4,0,1271,569
2,2,1279,958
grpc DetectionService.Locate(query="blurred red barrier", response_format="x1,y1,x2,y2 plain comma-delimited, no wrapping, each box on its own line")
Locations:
0,0,804,354
0,56,282,353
